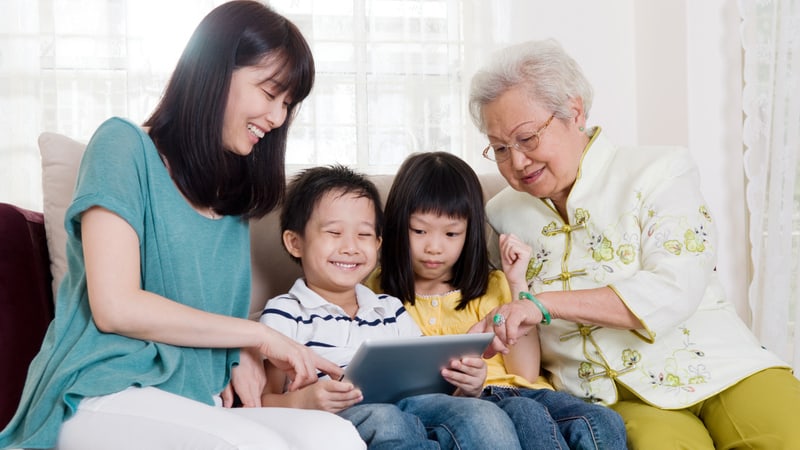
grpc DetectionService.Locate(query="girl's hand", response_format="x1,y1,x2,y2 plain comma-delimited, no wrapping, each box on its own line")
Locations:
294,379,363,413
258,325,344,391
442,356,487,397
227,346,267,407
499,233,532,294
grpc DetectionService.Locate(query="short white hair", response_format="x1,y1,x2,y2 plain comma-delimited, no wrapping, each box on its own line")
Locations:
469,39,594,133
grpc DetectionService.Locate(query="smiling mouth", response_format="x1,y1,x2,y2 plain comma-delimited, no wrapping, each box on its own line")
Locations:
247,123,266,139
332,261,359,270
522,167,544,182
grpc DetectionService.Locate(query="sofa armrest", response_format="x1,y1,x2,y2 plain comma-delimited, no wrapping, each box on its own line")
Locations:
0,203,54,428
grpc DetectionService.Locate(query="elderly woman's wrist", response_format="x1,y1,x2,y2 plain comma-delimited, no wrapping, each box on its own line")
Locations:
519,291,551,325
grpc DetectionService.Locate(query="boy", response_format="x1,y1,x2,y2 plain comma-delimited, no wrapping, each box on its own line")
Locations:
259,165,521,449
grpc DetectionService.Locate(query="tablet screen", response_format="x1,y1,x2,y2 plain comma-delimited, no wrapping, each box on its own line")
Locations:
343,332,494,404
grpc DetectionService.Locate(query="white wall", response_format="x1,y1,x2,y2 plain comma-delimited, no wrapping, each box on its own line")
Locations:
685,1,748,323
482,0,749,320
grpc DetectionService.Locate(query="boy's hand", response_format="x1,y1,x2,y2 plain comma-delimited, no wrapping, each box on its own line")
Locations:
294,379,363,413
442,356,486,397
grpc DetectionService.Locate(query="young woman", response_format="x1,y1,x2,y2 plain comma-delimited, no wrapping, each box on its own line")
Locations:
0,2,362,449
367,151,627,450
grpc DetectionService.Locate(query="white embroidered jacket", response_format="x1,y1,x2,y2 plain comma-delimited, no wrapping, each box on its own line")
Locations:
486,128,787,409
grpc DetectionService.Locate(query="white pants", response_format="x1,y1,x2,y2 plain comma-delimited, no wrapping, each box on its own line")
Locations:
57,387,365,450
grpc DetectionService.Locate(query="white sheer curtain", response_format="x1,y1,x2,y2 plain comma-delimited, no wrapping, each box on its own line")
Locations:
0,0,507,211
740,0,800,375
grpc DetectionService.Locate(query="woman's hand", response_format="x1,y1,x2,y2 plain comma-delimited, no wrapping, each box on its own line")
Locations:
442,356,487,397
258,325,344,391
468,299,543,358
225,346,267,407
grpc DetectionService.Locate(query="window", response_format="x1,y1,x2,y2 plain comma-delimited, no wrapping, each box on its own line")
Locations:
274,0,466,172
0,0,483,209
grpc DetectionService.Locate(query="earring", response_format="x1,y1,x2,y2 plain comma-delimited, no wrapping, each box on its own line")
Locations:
579,126,585,132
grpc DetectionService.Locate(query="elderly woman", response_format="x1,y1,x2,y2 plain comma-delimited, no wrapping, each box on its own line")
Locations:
468,39,800,449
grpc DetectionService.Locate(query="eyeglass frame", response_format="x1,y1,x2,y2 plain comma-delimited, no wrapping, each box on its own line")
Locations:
482,113,556,163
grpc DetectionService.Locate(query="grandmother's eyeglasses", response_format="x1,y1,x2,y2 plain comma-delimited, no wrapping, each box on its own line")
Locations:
482,113,556,163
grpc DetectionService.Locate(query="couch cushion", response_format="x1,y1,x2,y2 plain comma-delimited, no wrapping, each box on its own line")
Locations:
38,132,86,297
0,203,54,428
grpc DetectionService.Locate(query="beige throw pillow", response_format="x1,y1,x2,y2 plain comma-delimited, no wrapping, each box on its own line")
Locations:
38,132,86,298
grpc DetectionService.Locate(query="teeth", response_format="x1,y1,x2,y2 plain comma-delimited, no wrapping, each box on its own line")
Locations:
333,262,357,269
247,124,265,138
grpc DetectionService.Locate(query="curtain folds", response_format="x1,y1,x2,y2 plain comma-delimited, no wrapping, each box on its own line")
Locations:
0,0,509,211
740,0,800,374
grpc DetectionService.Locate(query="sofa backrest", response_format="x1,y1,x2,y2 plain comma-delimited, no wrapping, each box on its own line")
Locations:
37,132,509,318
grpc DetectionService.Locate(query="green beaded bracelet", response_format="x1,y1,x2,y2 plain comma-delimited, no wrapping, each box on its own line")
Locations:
519,291,551,325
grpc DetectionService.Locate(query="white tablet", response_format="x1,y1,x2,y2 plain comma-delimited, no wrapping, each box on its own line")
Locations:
343,332,495,404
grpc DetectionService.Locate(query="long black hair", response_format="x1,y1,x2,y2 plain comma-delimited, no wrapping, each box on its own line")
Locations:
144,0,314,219
380,152,490,310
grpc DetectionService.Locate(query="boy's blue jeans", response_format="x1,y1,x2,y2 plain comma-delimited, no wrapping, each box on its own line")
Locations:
481,386,628,450
339,392,521,450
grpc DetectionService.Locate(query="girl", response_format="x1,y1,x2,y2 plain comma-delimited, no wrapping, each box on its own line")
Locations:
0,2,362,449
367,151,627,450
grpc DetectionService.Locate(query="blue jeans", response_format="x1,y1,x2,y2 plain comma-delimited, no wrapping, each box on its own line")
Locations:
339,393,521,450
481,386,627,450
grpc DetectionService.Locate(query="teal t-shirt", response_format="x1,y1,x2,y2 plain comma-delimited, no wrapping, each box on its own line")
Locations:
0,117,251,448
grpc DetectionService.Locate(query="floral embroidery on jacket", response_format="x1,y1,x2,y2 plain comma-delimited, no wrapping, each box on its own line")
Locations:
542,221,559,235
685,225,708,253
663,240,683,255
578,361,594,380
644,326,708,395
699,205,712,222
657,205,711,255
589,234,614,262
574,208,590,225
616,244,636,264
526,246,550,281
622,349,641,367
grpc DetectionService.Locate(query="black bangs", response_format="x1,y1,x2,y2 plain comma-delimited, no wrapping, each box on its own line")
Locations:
279,32,315,105
236,15,315,106
412,165,472,220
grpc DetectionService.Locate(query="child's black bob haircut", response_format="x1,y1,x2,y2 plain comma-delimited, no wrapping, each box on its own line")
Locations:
280,164,383,265
145,1,314,219
380,151,490,310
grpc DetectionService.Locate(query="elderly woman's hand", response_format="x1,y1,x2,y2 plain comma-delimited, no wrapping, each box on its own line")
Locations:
469,299,543,358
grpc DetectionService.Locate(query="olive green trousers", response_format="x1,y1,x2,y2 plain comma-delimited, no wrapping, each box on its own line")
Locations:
611,368,800,449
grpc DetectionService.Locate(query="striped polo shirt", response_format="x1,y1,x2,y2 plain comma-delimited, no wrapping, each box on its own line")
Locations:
260,278,422,380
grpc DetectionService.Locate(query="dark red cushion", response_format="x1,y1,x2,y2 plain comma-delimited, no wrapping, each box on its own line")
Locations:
0,203,54,428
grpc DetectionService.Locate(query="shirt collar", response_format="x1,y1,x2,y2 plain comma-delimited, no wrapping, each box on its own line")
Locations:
288,278,389,316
